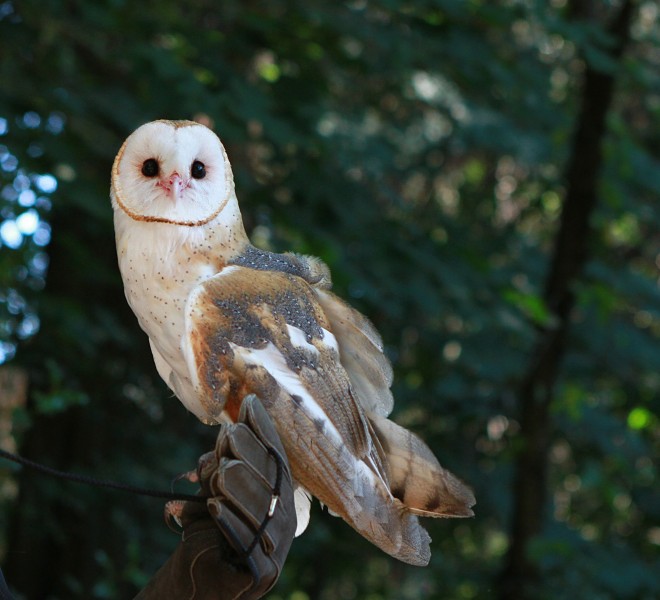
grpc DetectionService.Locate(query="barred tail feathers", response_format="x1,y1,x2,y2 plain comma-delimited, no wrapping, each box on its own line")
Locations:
369,414,476,518
260,380,434,566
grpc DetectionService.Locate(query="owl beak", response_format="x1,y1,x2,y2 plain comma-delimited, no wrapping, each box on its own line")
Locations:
160,172,187,201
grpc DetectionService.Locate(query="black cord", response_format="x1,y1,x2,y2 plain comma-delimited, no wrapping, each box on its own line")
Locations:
245,446,285,556
0,448,207,503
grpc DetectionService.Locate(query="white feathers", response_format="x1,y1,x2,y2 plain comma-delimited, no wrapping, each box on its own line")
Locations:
286,323,339,356
111,120,233,227
286,324,320,355
229,341,343,444
320,327,339,354
216,265,241,278
293,486,312,537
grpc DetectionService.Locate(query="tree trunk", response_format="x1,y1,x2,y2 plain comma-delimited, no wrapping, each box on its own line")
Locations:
498,2,635,598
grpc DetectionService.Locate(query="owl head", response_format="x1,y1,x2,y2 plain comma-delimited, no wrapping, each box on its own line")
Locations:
111,120,234,226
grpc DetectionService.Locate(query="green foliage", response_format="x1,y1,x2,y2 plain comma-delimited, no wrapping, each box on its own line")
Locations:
0,0,658,598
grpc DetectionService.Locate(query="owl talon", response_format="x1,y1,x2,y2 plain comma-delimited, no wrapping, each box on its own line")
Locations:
164,500,186,532
196,450,217,482
172,469,199,485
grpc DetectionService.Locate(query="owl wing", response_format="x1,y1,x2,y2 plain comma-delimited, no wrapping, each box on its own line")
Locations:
228,245,394,417
313,288,394,418
182,265,372,459
312,289,475,518
181,265,447,565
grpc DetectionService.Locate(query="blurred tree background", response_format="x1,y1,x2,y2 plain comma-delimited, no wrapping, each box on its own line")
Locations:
0,0,658,598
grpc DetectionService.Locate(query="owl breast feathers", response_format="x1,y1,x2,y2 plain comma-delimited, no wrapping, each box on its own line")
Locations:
111,120,475,566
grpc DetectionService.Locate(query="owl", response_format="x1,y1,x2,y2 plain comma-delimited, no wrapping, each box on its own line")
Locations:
111,120,474,566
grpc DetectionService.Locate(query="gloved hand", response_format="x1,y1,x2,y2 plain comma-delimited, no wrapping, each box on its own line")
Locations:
136,395,296,600
201,394,296,598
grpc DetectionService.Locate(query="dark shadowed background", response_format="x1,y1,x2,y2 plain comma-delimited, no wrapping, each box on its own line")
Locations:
0,1,658,598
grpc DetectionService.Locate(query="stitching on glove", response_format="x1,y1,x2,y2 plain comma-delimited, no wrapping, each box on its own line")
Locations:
187,542,220,600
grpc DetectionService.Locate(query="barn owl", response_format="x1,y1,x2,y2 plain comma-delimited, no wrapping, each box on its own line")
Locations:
111,119,475,566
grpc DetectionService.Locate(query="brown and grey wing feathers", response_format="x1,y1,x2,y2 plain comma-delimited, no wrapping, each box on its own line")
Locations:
183,266,437,565
369,414,476,518
314,289,394,418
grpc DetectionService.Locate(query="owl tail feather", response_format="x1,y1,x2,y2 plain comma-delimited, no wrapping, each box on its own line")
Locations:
368,414,476,518
285,416,473,566
272,407,435,565
344,454,435,566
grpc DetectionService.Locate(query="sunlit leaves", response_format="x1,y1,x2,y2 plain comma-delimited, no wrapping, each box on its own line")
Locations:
628,406,653,430
0,114,60,363
503,288,555,327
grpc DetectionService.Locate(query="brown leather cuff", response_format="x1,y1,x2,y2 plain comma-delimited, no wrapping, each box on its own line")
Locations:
134,515,253,600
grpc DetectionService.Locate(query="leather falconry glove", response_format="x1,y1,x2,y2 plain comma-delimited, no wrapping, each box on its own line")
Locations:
136,395,296,600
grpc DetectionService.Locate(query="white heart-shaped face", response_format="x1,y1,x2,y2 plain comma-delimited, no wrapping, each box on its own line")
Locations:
111,120,233,226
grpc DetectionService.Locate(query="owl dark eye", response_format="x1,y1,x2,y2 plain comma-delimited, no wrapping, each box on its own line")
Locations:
141,158,159,177
191,160,206,179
